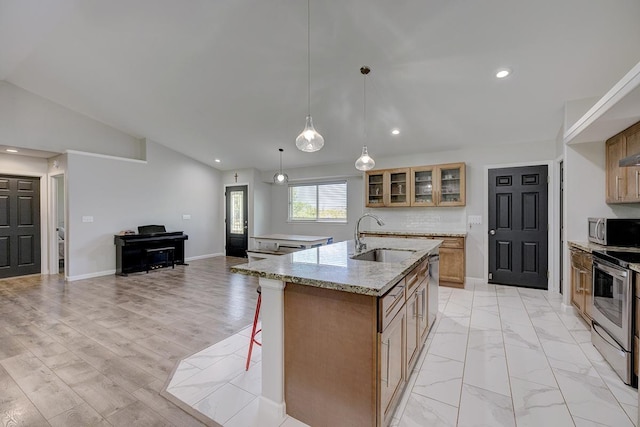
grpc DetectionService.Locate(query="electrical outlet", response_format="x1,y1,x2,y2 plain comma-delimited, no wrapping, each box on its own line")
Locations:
468,215,482,225
182,214,191,220
82,216,94,223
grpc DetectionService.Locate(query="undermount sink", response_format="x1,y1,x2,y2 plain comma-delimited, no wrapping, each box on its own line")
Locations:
351,248,415,263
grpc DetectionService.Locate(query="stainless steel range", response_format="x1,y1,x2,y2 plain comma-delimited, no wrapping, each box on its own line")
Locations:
591,249,637,385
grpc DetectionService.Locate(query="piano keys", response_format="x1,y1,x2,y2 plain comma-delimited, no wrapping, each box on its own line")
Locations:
114,229,188,276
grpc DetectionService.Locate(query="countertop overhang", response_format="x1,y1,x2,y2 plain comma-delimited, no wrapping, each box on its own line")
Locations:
230,238,442,296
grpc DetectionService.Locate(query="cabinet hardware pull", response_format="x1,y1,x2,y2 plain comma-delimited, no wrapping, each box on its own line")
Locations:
636,171,639,198
616,176,621,200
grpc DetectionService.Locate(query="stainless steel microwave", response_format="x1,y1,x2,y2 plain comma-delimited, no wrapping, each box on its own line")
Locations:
588,217,640,246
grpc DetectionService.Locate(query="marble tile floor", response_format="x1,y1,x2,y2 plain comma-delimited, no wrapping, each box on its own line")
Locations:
165,282,638,427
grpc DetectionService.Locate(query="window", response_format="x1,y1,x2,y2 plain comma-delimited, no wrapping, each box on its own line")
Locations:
289,181,347,222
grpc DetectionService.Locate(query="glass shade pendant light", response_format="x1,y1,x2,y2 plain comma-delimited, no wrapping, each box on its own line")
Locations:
273,148,289,185
296,0,324,152
355,66,376,171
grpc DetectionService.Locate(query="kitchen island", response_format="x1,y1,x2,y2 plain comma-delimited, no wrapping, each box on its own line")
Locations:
231,237,441,426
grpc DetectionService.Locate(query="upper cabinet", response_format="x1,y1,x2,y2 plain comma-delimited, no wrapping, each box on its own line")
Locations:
434,163,466,207
366,162,466,208
388,168,411,207
365,171,385,207
365,168,411,207
606,121,640,204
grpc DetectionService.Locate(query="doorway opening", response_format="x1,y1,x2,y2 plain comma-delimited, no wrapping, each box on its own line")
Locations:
52,174,65,274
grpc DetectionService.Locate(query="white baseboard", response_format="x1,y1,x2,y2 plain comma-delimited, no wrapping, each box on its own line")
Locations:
67,269,116,282
465,277,486,286
185,253,224,261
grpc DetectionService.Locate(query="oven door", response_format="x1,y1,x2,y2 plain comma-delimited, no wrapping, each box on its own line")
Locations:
591,258,632,349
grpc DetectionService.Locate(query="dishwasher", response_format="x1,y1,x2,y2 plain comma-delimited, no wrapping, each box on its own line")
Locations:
428,252,440,330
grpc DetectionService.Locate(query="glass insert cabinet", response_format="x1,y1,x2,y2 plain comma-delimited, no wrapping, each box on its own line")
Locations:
365,163,465,207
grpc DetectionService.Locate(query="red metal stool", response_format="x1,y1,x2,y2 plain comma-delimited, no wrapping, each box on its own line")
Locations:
245,286,261,371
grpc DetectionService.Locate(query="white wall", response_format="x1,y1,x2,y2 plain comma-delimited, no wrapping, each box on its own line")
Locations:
0,81,144,159
66,141,222,280
266,141,557,281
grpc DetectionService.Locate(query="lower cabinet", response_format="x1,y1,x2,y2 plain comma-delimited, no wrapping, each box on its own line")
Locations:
284,260,431,427
570,248,593,322
361,232,465,287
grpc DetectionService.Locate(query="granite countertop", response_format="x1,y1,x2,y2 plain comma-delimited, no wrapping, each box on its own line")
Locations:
360,230,467,238
230,237,441,297
568,241,640,273
568,240,640,253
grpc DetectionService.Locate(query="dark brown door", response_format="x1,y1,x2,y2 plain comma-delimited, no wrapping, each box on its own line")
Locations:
225,185,248,257
488,165,548,289
0,175,41,278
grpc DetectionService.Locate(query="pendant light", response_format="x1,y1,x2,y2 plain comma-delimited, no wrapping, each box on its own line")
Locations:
295,0,324,152
273,148,289,185
355,66,376,171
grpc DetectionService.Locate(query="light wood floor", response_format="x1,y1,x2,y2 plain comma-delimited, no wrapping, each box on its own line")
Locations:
0,256,258,426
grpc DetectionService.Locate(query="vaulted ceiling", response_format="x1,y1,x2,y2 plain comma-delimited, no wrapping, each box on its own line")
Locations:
2,0,640,171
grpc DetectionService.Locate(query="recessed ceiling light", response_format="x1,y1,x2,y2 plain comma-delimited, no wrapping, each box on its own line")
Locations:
5,149,18,153
391,128,400,135
496,68,511,79
214,159,221,163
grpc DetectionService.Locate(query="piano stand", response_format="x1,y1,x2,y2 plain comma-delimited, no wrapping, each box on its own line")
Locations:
145,247,175,273
114,231,188,276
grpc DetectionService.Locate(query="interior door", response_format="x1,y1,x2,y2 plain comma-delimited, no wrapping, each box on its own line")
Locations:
488,165,548,289
225,185,248,257
0,175,41,278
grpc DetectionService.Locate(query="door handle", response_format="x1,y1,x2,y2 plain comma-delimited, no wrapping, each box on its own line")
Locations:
489,229,496,235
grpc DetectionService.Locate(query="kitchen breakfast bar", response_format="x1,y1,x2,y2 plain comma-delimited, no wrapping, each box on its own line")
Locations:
231,237,441,426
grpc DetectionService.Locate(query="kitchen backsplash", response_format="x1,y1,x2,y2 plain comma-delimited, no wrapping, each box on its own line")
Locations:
362,207,467,233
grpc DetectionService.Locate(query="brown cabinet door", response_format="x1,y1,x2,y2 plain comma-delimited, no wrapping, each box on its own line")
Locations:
405,292,419,373
606,134,627,203
410,166,436,206
437,163,466,206
386,168,411,207
625,125,640,202
417,281,429,342
570,251,585,313
366,171,386,207
379,309,406,427
440,247,465,284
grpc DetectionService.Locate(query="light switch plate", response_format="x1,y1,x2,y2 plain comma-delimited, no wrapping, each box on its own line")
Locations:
182,214,191,220
82,216,94,223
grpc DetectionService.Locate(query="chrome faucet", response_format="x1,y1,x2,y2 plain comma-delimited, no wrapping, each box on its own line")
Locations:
354,213,385,252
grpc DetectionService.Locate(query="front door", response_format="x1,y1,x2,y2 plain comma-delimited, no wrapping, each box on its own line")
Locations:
225,185,248,257
488,165,548,289
0,175,41,278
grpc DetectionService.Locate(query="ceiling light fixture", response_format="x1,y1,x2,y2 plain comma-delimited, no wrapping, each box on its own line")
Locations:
355,66,376,171
496,68,511,79
391,128,400,135
295,0,324,153
5,149,18,153
214,158,221,163
273,148,289,185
